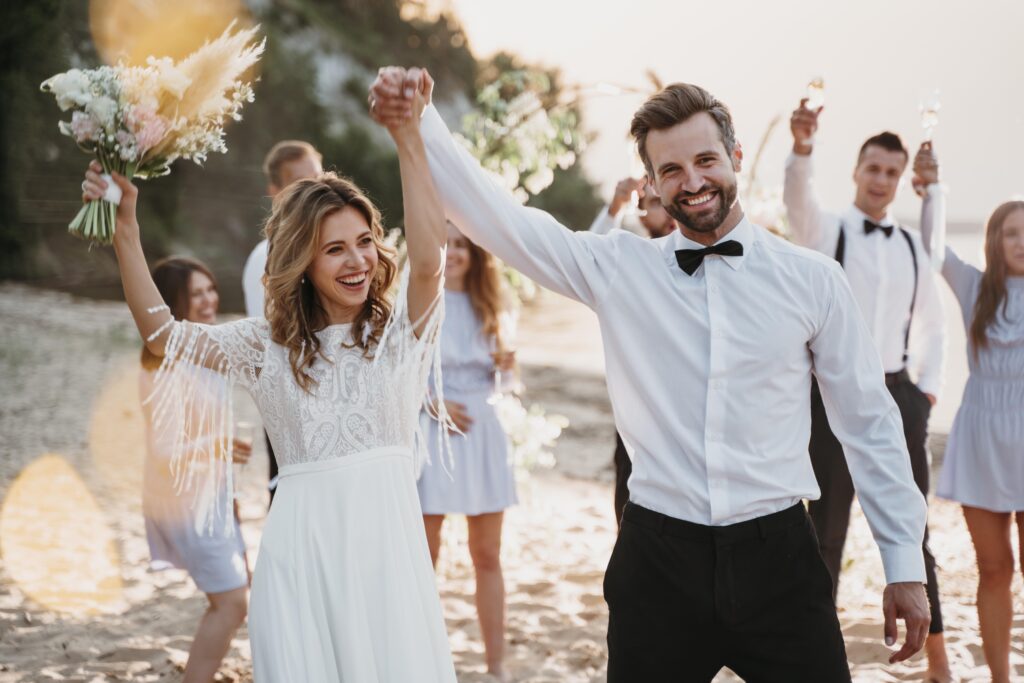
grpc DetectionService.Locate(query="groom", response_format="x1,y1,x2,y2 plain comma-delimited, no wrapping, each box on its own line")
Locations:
370,68,930,681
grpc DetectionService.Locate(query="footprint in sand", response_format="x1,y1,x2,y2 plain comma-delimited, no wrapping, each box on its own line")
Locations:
515,580,556,595
563,569,604,584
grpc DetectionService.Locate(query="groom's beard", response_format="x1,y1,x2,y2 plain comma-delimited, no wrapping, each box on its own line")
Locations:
665,180,737,234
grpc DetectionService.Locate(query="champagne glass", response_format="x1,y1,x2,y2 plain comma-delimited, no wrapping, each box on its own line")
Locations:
487,316,520,405
805,76,826,110
920,89,941,141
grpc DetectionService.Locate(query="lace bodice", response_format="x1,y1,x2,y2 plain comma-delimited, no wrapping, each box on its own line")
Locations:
147,274,446,532
249,321,434,466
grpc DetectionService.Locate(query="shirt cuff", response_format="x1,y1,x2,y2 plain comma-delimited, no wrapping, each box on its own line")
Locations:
915,376,942,400
925,183,947,197
879,544,927,585
785,151,813,169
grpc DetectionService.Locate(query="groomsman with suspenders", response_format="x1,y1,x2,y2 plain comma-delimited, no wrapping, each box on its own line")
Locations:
242,140,323,505
588,176,676,525
784,101,951,681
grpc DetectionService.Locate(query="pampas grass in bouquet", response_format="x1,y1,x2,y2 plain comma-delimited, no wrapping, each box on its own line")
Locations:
41,23,265,245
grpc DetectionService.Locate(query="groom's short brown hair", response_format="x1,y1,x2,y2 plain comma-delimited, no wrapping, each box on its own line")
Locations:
630,84,736,177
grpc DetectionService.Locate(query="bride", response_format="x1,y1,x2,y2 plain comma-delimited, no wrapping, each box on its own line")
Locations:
81,75,456,682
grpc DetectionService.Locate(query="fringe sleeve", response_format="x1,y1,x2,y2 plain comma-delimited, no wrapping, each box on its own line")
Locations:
374,267,455,476
145,316,268,536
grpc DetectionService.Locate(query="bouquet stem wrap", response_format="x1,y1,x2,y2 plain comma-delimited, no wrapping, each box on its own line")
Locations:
69,160,135,245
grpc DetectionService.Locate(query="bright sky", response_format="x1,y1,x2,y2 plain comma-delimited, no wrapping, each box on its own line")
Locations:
448,0,1024,223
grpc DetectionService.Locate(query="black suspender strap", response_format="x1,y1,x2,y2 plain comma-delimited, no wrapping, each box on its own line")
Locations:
898,227,919,365
832,221,919,365
833,223,846,266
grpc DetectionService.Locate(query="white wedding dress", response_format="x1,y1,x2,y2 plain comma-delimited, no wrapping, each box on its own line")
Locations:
147,279,457,682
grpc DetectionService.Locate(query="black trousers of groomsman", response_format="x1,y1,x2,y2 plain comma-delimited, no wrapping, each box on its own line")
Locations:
808,373,943,634
605,502,851,681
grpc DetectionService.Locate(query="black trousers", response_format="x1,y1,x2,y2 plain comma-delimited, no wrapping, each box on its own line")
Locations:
605,503,850,682
807,376,943,633
266,431,278,507
613,432,632,527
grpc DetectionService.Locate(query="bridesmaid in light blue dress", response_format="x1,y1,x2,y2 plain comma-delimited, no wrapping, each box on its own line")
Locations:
138,257,251,683
419,222,517,681
917,145,1024,683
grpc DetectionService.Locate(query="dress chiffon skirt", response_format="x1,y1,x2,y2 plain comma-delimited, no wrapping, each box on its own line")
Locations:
248,447,457,682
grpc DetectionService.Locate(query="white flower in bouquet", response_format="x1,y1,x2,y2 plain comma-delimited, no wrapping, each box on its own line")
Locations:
493,394,568,474
44,69,94,110
41,22,264,245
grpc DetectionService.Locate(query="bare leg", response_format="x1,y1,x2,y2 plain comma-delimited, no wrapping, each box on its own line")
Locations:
423,514,445,568
963,505,1014,683
924,632,951,682
467,512,506,681
183,587,248,683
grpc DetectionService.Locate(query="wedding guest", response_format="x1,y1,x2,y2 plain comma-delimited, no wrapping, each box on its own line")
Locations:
371,68,929,682
419,221,518,681
916,143,1024,683
785,103,950,681
241,140,323,504
588,176,675,525
139,256,251,683
82,72,456,681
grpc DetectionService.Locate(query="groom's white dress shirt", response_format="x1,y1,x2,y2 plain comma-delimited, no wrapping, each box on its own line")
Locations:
419,105,927,584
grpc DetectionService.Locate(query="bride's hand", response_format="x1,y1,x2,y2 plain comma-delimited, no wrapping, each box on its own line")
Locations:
369,66,433,136
82,160,140,242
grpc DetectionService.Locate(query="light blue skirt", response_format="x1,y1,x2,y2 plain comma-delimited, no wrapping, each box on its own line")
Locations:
417,391,517,516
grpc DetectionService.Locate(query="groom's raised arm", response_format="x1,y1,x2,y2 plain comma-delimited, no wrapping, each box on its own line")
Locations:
371,69,620,310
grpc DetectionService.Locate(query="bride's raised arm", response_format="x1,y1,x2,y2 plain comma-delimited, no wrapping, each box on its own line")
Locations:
83,160,176,355
377,68,447,337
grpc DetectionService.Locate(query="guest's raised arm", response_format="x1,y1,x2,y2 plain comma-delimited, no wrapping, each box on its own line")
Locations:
783,100,833,250
377,67,447,335
370,67,621,311
914,142,981,308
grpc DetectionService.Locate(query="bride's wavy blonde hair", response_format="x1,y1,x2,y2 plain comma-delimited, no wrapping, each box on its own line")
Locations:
263,173,398,392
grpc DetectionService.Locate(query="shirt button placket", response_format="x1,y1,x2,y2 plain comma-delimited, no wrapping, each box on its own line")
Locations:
704,261,727,523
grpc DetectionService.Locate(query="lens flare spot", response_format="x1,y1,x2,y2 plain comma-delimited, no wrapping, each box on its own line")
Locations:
0,454,123,615
90,0,252,66
89,358,146,497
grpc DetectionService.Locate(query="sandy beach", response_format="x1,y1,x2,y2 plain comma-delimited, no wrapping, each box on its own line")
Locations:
0,281,1021,682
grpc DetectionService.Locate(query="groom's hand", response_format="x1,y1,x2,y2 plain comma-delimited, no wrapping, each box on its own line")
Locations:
369,66,433,128
882,581,930,663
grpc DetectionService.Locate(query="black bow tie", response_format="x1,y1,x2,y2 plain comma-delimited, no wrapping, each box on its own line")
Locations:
674,240,744,275
864,219,893,238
